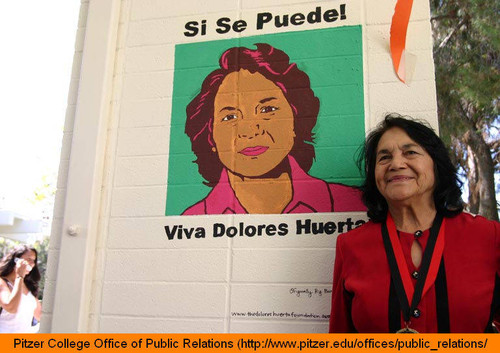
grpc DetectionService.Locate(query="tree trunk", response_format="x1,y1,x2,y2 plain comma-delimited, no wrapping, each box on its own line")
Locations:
463,129,499,221
466,145,480,214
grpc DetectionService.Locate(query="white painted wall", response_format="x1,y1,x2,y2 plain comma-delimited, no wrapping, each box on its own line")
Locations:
42,0,438,333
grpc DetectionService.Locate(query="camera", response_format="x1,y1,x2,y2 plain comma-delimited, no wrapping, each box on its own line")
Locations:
14,258,33,273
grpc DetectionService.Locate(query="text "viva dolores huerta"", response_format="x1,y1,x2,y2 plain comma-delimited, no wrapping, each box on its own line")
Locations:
164,218,366,240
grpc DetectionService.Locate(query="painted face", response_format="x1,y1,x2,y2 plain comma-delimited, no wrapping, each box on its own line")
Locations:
374,127,435,206
212,70,295,178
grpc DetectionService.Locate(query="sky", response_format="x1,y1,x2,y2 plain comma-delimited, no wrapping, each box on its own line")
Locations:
0,1,81,218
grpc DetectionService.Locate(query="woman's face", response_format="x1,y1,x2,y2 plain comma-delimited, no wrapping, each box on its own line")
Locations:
19,250,36,273
374,127,435,206
212,69,295,178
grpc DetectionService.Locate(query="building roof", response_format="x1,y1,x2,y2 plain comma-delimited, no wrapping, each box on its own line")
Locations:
0,210,43,243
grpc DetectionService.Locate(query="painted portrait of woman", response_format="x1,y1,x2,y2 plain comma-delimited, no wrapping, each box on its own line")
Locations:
180,43,365,215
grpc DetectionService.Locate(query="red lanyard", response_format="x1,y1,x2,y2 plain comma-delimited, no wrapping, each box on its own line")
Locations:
382,213,446,323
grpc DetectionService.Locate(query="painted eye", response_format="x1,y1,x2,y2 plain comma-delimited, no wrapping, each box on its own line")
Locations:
260,106,278,113
222,114,238,122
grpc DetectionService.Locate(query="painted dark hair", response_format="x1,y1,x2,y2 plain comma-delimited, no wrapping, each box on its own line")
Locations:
358,114,463,222
185,43,320,186
0,245,41,297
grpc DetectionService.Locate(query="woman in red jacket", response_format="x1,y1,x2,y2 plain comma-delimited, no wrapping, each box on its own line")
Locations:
330,114,499,333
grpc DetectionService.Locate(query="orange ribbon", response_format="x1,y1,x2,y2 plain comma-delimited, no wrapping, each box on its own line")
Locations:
390,0,414,83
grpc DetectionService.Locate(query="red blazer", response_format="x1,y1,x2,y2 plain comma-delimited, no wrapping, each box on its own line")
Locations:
330,212,500,333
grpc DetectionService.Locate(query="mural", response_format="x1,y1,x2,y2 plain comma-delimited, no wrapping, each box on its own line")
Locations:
166,27,366,215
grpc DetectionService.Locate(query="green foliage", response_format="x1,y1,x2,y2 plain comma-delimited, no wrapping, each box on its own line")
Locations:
0,237,21,260
432,0,500,131
29,174,56,205
431,0,500,217
431,0,500,124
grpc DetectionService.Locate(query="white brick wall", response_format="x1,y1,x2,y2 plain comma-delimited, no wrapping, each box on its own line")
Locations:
101,283,227,317
131,0,240,20
364,0,438,131
99,317,225,333
46,0,438,332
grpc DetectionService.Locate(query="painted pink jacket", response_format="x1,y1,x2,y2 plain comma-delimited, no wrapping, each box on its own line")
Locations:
183,157,366,215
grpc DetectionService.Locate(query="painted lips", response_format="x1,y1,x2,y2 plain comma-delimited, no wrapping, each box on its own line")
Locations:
239,146,269,156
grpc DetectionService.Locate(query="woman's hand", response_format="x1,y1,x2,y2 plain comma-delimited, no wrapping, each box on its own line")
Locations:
14,258,31,279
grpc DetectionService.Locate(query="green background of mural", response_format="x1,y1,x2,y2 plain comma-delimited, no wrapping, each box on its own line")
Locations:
166,26,364,215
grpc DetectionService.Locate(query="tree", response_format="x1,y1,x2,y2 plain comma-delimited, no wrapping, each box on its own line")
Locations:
0,237,20,260
430,0,500,221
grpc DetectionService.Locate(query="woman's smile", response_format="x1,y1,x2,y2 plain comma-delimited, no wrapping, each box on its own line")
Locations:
387,175,414,183
375,127,435,204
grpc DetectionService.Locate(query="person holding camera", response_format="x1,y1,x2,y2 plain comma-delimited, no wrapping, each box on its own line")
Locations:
0,245,42,333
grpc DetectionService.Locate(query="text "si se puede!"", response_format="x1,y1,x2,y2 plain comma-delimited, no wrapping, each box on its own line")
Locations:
184,5,346,37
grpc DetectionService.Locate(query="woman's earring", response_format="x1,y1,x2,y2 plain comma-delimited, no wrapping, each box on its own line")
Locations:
212,147,216,152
